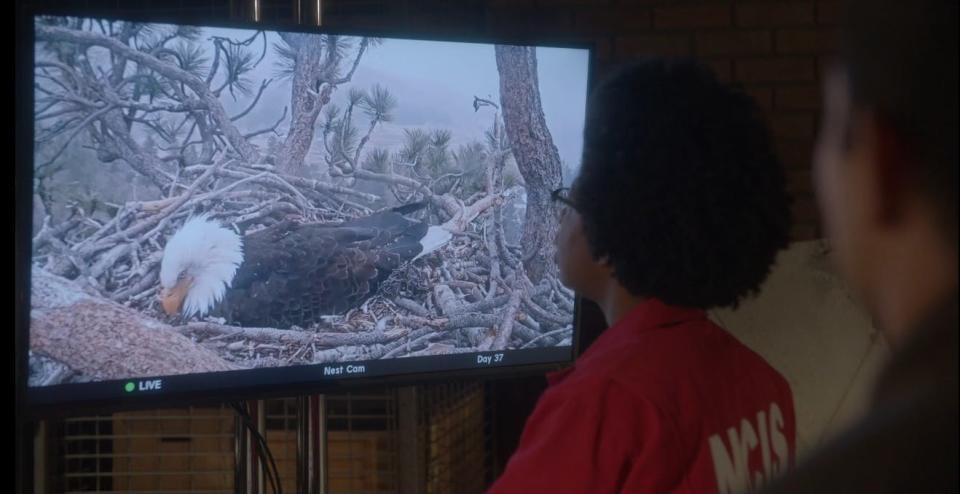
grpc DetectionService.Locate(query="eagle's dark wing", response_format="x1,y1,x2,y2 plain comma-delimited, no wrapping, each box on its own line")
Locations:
229,220,300,289
214,220,321,327
219,211,432,329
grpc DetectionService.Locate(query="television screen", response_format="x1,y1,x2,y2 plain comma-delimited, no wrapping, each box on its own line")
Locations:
25,14,589,410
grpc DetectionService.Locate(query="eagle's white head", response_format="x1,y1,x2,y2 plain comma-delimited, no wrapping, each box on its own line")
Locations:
159,215,243,318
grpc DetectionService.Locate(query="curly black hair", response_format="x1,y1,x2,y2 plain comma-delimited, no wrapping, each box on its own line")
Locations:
574,58,791,309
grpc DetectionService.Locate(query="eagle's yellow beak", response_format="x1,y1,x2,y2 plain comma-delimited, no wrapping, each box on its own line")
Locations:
160,276,193,316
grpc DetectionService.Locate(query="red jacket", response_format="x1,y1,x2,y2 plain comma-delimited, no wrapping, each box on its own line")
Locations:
489,299,796,494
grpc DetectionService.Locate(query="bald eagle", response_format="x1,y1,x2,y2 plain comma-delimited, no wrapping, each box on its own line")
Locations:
158,202,451,329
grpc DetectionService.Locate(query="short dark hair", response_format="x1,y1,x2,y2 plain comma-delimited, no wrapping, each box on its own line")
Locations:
574,58,791,309
840,0,958,242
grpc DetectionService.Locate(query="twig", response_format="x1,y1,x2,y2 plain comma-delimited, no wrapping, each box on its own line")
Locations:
522,294,571,327
520,326,573,349
394,298,430,317
485,287,522,351
181,322,412,347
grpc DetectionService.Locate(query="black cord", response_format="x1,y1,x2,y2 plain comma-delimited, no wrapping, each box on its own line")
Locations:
236,402,282,494
232,402,283,494
233,402,281,494
231,403,273,494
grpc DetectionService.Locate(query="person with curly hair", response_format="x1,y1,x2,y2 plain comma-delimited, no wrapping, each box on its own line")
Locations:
488,58,796,493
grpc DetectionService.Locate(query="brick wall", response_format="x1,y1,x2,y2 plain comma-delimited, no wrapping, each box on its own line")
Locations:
322,0,839,240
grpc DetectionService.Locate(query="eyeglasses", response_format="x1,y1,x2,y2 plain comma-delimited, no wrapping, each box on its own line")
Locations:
551,187,576,207
551,187,578,219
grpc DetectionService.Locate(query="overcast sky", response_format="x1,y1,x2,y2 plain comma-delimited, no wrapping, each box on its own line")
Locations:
36,19,590,181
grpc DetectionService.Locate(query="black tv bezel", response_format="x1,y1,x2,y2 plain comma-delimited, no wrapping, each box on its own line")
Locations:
17,6,596,418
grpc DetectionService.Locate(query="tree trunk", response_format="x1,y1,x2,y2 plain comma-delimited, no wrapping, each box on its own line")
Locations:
30,269,240,382
275,33,328,172
495,45,563,283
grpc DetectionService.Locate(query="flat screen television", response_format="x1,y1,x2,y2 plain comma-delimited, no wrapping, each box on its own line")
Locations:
18,11,591,414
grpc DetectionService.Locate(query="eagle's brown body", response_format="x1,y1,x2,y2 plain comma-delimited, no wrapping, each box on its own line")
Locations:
214,203,436,328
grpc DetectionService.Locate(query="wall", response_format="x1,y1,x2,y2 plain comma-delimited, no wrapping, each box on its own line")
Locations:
712,240,886,458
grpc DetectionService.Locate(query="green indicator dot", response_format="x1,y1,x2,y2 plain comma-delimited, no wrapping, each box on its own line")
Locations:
124,382,136,393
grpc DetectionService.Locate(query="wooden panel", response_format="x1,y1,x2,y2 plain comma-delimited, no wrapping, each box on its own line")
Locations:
109,407,235,492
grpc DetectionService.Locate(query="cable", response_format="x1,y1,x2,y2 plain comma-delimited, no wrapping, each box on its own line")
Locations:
237,402,282,494
234,402,282,494
232,402,283,494
232,402,273,493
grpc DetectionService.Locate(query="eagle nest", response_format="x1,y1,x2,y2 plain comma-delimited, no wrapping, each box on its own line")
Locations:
30,159,574,386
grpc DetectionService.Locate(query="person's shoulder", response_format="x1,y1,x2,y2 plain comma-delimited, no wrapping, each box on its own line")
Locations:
545,368,661,417
702,317,791,381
